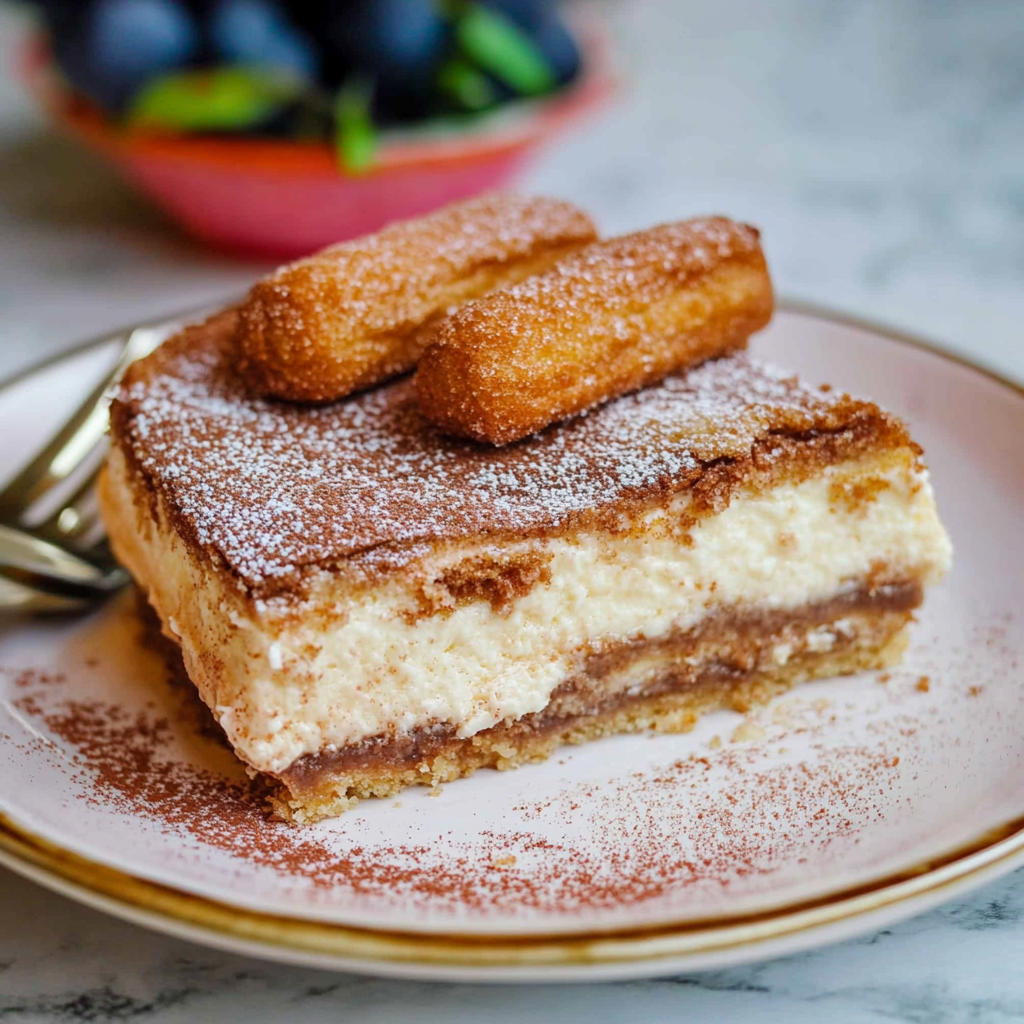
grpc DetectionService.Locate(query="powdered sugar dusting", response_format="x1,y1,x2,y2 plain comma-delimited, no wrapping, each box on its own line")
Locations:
115,315,857,590
487,216,760,318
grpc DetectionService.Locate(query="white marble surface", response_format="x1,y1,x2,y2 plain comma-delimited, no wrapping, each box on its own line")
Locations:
2,0,1024,1018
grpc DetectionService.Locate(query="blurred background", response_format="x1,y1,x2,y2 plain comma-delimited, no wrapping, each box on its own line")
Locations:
0,0,1022,381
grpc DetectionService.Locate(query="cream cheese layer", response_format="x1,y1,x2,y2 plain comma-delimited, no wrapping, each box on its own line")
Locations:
102,449,951,774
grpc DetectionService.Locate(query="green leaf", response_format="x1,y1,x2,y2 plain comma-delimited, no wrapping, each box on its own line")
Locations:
456,3,556,96
127,67,302,132
334,80,377,174
437,58,498,111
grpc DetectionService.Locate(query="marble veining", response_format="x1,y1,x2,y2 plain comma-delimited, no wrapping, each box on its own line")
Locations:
1,866,1023,1022
1,0,1023,1018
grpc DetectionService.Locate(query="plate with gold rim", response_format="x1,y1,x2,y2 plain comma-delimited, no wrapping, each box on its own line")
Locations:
1,303,1023,982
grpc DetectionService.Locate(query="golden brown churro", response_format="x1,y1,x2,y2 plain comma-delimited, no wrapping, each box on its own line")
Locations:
236,194,597,403
415,216,774,445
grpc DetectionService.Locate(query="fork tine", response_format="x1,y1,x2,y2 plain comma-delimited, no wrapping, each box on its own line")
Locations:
0,302,226,613
0,572,99,614
0,519,128,609
0,560,128,603
0,326,166,524
25,462,106,549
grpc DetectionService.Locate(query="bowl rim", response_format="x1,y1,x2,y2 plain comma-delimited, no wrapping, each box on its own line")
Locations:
17,23,615,178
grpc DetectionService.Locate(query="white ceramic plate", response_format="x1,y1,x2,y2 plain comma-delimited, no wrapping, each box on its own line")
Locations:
1,305,1023,982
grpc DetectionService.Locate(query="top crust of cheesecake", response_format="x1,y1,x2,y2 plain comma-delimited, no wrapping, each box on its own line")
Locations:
110,309,913,597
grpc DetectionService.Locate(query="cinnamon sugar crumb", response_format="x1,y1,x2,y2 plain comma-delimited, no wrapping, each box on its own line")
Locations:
916,676,930,693
417,550,553,618
829,475,891,514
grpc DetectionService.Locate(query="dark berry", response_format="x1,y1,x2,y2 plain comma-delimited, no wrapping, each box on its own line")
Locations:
30,0,83,21
478,0,552,33
533,11,580,85
50,0,200,111
325,0,449,119
208,0,319,78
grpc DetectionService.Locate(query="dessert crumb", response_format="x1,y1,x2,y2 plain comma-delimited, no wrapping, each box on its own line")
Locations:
491,854,517,869
708,734,722,750
968,685,983,698
915,676,930,693
428,785,443,797
731,720,766,744
393,801,402,809
771,701,799,728
877,673,891,685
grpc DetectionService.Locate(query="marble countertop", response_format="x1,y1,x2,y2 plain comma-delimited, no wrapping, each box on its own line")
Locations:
2,0,1023,1018
1,868,1022,1022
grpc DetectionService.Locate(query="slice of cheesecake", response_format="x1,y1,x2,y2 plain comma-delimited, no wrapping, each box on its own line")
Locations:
100,309,951,822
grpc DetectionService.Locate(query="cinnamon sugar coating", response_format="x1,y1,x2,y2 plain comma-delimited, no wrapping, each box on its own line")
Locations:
415,217,774,445
235,194,597,403
110,309,910,598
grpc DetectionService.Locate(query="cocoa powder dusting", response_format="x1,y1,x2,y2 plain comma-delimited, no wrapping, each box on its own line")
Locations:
3,613,1015,920
6,657,903,916
112,311,907,596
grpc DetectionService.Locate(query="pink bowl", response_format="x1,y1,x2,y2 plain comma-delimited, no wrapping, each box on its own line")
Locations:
20,32,613,259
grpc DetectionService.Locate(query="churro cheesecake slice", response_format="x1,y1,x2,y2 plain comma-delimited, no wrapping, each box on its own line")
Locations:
100,308,951,822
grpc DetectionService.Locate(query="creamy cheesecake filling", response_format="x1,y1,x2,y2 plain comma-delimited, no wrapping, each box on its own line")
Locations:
276,590,919,819
103,447,950,776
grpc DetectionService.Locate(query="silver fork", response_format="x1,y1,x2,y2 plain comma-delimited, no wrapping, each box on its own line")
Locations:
0,322,175,613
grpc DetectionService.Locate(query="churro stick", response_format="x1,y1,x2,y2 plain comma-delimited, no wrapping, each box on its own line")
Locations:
236,194,597,403
415,216,774,445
